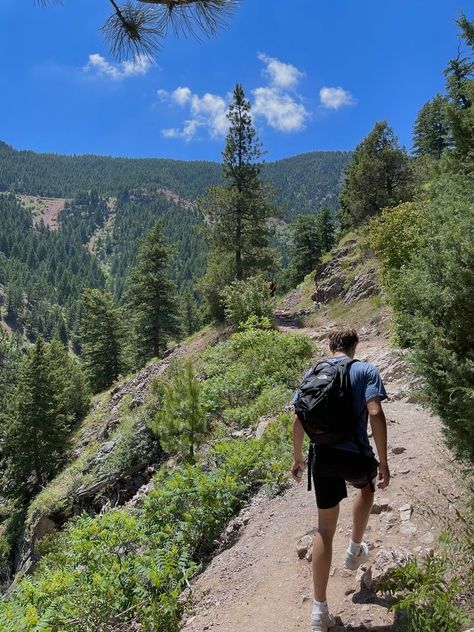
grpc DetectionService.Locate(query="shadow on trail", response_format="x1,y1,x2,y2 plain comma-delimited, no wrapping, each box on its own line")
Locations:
333,588,404,631
352,586,393,608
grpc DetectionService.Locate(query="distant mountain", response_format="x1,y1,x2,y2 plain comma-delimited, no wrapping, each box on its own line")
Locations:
0,142,351,342
0,142,351,221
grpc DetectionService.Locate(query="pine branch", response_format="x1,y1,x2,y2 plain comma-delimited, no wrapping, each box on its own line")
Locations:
35,0,238,59
102,1,163,60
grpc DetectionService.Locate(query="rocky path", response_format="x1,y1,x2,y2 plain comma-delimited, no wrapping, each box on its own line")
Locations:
181,323,460,632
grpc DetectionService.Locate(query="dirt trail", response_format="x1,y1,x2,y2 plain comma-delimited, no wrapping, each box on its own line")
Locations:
181,322,459,632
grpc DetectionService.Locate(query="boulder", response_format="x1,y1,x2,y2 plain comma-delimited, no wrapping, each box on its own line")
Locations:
296,534,314,560
399,504,412,522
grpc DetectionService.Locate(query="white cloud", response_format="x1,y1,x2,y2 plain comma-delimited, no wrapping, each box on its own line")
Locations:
158,54,310,140
252,87,308,133
84,53,152,80
319,86,355,110
172,86,193,106
258,53,303,89
159,87,228,140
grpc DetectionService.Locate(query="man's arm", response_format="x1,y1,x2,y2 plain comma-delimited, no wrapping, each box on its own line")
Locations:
367,397,390,489
291,414,305,482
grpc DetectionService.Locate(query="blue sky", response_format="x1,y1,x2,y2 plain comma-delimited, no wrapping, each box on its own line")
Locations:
0,0,469,161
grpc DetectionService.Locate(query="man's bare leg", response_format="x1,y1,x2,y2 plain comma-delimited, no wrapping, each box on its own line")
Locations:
351,485,374,544
312,505,339,602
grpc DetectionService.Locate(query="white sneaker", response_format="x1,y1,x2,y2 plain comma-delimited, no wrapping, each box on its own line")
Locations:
310,610,336,632
343,541,369,570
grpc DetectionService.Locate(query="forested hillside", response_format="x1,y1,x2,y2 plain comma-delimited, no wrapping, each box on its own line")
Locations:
0,143,349,343
0,141,350,219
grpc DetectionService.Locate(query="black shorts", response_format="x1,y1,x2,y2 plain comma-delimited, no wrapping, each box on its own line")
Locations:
311,445,378,509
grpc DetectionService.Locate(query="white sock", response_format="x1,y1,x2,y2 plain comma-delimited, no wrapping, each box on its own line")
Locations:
348,539,361,556
312,600,328,614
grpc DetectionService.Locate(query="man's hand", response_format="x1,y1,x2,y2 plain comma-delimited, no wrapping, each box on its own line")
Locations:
291,459,305,482
378,462,390,489
292,415,306,483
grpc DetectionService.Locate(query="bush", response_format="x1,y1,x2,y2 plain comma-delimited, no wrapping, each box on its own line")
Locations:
150,359,207,463
200,327,313,425
379,553,469,631
220,276,273,329
370,174,474,462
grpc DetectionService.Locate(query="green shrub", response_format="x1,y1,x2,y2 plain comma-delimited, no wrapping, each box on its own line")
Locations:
0,415,294,631
200,328,312,423
150,359,207,463
370,174,474,462
220,275,273,329
379,554,469,631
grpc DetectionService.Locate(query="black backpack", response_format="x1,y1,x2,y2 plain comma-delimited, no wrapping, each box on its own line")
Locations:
293,357,358,444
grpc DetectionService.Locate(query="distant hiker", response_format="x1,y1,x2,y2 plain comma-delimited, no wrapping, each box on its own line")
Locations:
291,327,390,632
268,280,277,298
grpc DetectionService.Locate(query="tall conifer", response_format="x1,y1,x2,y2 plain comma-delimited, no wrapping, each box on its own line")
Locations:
79,289,126,392
202,84,276,283
126,220,180,363
4,338,70,498
339,121,414,228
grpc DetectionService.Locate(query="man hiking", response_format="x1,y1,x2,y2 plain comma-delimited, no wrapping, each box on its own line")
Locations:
291,326,390,632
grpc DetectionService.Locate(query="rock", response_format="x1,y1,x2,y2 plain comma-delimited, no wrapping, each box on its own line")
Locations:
255,416,273,439
379,511,397,531
400,521,417,538
370,502,390,514
371,548,411,586
356,565,373,590
305,550,313,562
296,534,313,560
391,446,406,455
344,587,356,596
343,269,380,305
414,546,434,558
419,531,435,546
399,504,412,521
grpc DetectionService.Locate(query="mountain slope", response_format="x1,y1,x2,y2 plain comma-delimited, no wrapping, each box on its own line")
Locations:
0,141,350,220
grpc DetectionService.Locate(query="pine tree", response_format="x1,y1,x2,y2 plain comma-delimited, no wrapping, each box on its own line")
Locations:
287,215,322,286
339,121,414,228
79,288,127,392
316,206,336,254
47,339,90,423
4,338,70,499
151,359,207,464
444,15,474,167
413,95,452,159
202,84,277,290
180,285,202,338
126,220,180,363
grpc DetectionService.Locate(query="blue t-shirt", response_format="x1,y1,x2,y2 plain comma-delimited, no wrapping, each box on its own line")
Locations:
295,355,387,457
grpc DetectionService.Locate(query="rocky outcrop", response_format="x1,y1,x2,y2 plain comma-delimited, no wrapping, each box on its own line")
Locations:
343,266,379,304
312,239,381,306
